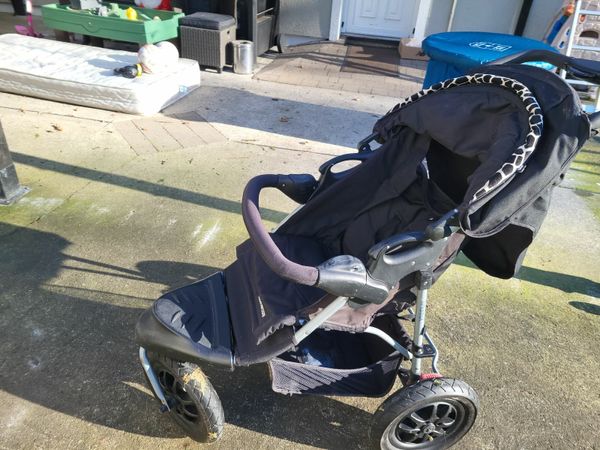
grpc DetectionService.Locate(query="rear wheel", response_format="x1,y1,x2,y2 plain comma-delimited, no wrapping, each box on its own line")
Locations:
370,378,478,449
146,352,224,443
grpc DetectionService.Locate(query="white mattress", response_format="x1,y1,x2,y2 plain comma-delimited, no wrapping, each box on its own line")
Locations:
0,34,200,115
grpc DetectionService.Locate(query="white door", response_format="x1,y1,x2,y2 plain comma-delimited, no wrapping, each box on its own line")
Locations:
343,0,419,39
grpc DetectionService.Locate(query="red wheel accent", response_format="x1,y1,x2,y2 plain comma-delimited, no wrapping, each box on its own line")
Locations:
419,373,443,381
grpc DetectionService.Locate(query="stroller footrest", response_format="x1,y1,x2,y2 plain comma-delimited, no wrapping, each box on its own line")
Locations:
135,272,234,368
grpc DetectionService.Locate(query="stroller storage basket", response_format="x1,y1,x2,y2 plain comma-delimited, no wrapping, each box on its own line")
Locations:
269,316,408,397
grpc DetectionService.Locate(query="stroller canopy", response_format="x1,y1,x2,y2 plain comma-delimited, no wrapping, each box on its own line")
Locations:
281,64,590,279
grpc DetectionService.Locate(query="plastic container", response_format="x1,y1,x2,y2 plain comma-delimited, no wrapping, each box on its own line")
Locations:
232,40,254,74
422,31,559,88
41,3,184,44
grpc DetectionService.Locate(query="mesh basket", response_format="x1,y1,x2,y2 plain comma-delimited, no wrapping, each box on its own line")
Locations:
269,316,409,397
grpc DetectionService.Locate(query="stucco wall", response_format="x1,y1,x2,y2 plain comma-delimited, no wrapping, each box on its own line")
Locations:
424,0,453,36
453,0,522,33
427,0,524,35
522,0,564,40
279,0,332,39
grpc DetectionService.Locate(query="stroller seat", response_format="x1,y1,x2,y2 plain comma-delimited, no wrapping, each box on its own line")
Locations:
135,273,234,367
135,234,333,368
225,234,332,365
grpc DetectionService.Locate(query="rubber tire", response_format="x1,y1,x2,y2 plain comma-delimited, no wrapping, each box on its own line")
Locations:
370,378,479,450
146,352,224,443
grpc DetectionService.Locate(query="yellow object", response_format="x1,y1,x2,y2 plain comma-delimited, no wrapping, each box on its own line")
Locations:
125,7,138,20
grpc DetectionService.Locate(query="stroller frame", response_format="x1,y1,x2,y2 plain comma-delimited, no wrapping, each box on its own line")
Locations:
139,195,450,413
139,287,437,410
134,49,600,448
137,120,461,420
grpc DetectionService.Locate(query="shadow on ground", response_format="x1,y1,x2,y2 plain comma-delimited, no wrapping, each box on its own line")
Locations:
163,84,386,150
455,254,600,299
569,301,600,315
10,152,288,223
0,224,369,448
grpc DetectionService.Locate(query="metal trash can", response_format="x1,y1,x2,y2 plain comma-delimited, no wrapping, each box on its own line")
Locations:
232,40,254,74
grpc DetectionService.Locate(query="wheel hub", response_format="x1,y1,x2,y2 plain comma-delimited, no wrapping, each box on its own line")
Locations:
157,368,200,424
422,423,436,434
393,401,462,447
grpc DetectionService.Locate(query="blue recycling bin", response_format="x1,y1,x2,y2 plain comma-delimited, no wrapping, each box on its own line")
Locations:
422,32,558,88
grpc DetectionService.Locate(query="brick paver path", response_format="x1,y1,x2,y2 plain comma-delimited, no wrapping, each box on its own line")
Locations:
254,42,426,99
114,112,227,155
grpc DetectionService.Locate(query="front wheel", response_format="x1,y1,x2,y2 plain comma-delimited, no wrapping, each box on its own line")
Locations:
370,378,479,449
146,352,224,443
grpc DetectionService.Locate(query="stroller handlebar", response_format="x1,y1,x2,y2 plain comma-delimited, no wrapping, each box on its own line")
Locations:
487,49,600,85
242,175,391,303
242,175,320,286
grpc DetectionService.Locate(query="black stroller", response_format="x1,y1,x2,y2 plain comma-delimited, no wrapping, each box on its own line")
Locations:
135,50,600,449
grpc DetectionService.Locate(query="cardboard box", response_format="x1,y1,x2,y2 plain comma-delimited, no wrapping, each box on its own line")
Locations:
398,37,429,61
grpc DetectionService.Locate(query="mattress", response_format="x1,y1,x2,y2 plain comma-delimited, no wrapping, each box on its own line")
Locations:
0,34,200,115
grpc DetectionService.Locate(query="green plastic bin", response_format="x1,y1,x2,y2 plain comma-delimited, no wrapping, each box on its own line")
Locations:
41,3,184,44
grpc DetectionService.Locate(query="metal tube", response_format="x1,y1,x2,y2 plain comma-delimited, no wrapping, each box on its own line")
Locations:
292,296,348,345
364,326,413,360
410,287,428,377
138,347,170,411
561,0,582,79
447,0,458,32
0,119,28,205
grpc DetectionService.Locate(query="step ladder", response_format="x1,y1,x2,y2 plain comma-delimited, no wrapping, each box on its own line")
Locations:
562,0,600,111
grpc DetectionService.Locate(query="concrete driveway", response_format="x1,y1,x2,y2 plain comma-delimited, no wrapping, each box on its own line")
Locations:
0,70,598,450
